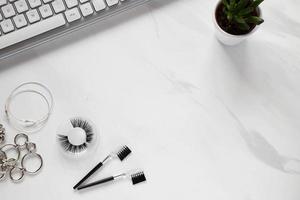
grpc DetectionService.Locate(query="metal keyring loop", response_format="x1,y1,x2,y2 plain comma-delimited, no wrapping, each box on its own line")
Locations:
9,167,24,182
0,163,7,173
21,152,43,174
5,82,54,133
26,142,36,153
0,144,20,164
0,124,5,144
0,150,7,165
0,171,6,181
14,133,29,149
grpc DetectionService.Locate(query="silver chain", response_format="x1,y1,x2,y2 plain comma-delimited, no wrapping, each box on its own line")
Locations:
0,131,43,182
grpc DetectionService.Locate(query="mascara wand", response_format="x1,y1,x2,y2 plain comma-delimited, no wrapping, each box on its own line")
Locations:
73,145,132,189
77,171,146,190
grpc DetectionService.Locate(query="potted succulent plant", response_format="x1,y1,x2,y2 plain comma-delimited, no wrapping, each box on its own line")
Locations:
213,0,264,45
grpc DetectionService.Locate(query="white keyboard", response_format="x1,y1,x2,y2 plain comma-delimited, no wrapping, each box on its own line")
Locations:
0,0,150,58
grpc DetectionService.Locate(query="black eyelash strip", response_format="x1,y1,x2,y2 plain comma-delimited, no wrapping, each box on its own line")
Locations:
57,135,88,153
70,118,94,143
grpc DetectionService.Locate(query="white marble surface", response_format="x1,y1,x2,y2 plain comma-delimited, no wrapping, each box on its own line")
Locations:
0,0,300,199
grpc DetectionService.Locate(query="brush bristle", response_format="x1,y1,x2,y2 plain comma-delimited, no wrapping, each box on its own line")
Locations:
131,171,146,185
116,146,131,161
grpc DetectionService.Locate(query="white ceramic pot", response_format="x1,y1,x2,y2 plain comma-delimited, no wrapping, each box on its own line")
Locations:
213,1,261,46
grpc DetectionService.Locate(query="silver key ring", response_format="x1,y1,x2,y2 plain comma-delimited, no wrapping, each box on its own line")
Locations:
26,142,37,153
5,82,54,133
0,150,7,165
0,144,20,165
2,158,18,170
0,171,6,181
21,152,43,174
0,124,5,144
0,150,7,180
9,167,25,182
14,133,29,149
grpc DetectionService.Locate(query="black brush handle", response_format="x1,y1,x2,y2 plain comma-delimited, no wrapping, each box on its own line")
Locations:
73,162,103,189
77,176,115,190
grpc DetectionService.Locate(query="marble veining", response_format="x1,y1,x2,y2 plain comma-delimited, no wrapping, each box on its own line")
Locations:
0,0,299,199
224,102,300,175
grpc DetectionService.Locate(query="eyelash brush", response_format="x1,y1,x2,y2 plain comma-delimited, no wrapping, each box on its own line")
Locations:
77,171,146,190
73,145,132,189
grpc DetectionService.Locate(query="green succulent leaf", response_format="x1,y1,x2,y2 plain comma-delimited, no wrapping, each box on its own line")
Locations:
222,0,229,7
227,12,233,21
228,0,238,11
251,0,264,8
228,3,235,11
234,16,246,24
235,0,249,12
220,0,264,33
234,16,250,31
237,22,250,30
238,7,254,15
246,16,264,24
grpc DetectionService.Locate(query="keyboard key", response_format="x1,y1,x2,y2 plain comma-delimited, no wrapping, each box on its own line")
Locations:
0,13,2,21
79,0,88,4
27,0,41,8
13,14,27,28
0,0,7,6
92,0,105,12
64,7,81,22
79,3,93,17
26,9,40,23
0,14,66,49
43,0,52,3
14,0,29,13
0,19,14,33
39,4,53,18
106,0,118,6
52,0,65,13
65,0,77,8
1,4,16,18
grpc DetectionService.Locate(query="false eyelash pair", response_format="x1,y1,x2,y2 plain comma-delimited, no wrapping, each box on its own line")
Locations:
56,118,146,190
73,146,146,191
56,117,98,157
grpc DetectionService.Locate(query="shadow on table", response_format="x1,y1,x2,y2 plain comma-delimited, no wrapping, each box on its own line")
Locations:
227,102,300,175
0,0,179,72
215,39,300,174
